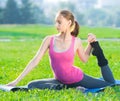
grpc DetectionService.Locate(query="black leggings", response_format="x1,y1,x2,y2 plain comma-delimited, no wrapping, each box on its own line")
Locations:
28,65,115,90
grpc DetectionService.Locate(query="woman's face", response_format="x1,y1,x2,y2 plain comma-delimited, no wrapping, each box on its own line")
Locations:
55,14,70,33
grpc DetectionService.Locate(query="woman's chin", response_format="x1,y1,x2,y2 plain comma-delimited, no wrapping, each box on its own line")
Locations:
57,30,61,33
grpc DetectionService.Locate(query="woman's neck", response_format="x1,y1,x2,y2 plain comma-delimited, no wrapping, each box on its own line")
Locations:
58,32,72,41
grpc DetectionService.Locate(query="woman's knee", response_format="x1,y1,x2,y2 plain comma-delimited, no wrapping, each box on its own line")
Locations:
27,81,36,89
109,79,115,84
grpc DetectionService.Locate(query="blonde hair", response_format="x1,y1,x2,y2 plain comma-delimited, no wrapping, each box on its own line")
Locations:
58,10,80,37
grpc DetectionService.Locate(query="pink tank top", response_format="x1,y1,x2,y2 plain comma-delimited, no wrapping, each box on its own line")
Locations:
49,36,83,84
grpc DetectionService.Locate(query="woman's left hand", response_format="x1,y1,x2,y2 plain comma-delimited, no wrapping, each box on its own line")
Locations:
87,33,97,43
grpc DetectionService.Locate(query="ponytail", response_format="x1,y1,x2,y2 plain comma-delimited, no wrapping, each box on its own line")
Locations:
71,21,79,37
58,10,79,37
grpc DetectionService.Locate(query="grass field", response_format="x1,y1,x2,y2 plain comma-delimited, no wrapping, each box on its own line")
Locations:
0,25,120,101
0,24,120,39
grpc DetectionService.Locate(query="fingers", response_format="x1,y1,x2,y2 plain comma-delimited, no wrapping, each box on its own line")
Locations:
87,33,97,43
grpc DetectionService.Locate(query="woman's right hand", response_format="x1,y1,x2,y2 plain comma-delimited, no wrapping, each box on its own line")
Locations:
6,80,18,87
87,33,97,43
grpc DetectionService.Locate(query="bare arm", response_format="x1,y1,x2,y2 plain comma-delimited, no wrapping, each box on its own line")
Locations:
7,36,51,86
76,38,92,62
76,33,96,63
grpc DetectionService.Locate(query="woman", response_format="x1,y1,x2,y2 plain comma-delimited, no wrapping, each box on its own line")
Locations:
7,10,115,90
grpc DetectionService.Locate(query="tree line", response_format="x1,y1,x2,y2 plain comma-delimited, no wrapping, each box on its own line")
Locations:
0,0,120,27
0,0,45,24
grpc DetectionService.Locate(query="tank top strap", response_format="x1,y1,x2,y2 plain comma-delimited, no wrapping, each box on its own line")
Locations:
50,36,75,52
50,36,54,49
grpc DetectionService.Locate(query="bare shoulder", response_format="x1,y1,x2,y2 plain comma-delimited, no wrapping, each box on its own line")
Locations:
42,35,56,47
43,35,54,42
75,37,82,45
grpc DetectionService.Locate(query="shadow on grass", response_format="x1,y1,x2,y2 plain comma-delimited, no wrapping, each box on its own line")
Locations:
0,32,46,39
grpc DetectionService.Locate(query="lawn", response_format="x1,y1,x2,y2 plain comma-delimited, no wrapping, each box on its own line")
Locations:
0,25,120,101
0,24,120,39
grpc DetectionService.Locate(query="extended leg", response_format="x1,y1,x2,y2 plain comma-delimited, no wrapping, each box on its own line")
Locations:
27,78,65,90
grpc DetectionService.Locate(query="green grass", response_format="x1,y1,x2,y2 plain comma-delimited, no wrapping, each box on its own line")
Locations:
0,25,120,101
0,24,57,40
80,26,120,38
0,25,120,40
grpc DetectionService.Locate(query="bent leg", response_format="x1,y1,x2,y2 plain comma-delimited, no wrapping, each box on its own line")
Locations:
76,74,114,89
90,41,115,83
28,78,65,90
90,41,108,67
101,65,115,83
67,42,115,89
66,65,115,89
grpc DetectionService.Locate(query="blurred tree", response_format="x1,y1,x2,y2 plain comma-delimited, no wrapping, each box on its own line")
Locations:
20,0,35,24
31,0,46,24
115,11,120,27
33,6,46,24
3,0,21,24
0,7,4,24
104,14,115,27
86,9,107,26
76,13,85,25
74,0,97,10
0,0,120,27
59,2,85,25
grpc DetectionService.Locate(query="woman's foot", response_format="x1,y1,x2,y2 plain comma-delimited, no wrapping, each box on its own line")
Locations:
90,41,108,67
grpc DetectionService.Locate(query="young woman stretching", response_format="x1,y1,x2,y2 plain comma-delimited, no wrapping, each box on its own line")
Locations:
7,10,115,90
